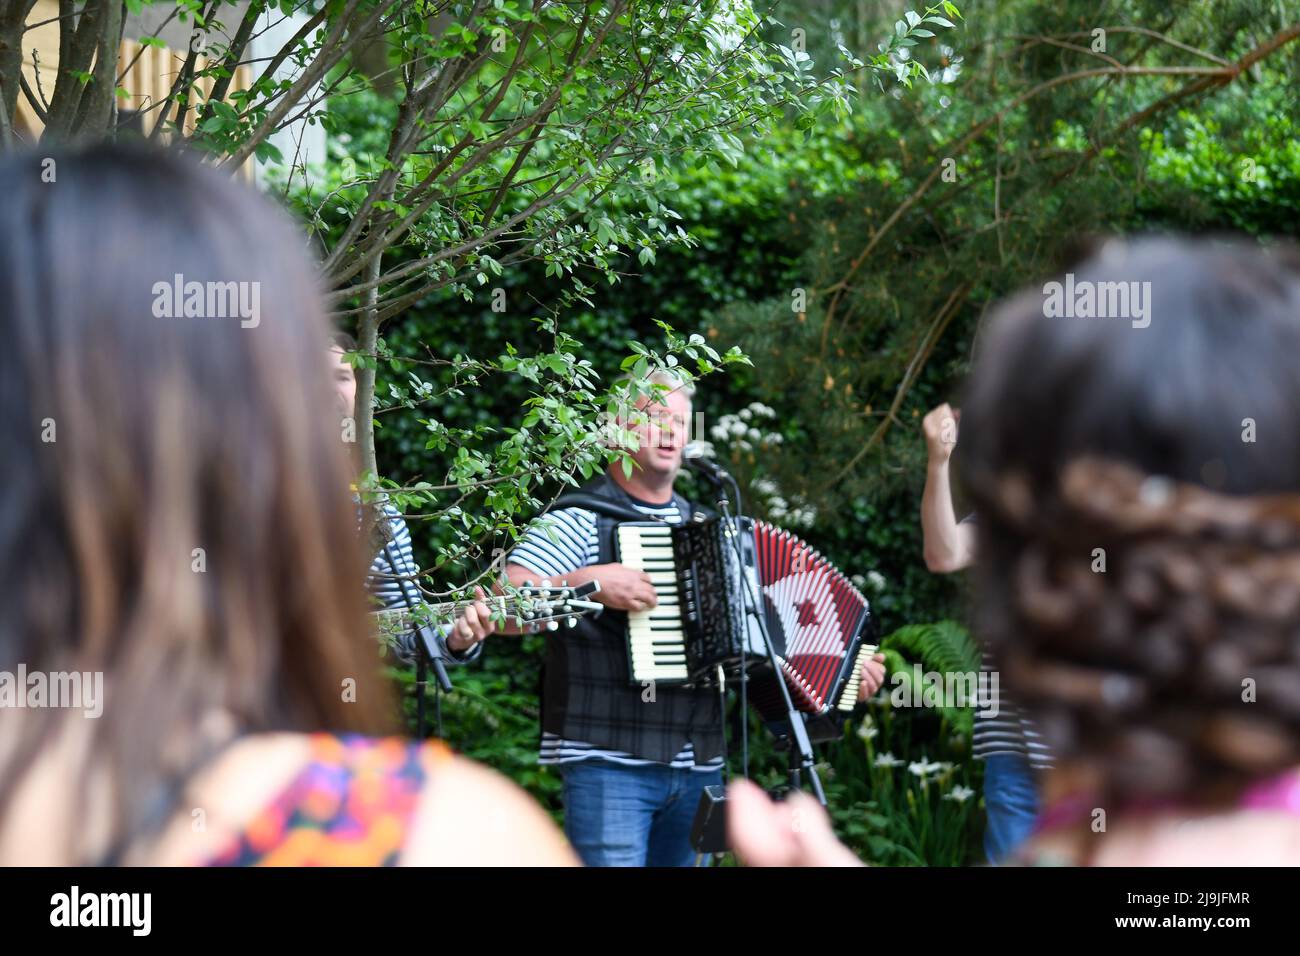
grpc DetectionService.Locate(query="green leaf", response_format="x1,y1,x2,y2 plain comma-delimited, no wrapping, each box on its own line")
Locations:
254,140,284,165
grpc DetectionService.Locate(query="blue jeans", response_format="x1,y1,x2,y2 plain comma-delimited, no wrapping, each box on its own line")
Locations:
982,753,1040,865
560,759,723,867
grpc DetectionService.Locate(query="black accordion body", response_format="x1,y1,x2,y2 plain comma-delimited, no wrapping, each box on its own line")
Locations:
615,517,876,722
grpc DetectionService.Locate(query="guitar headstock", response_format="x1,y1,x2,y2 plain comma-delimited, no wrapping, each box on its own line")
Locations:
514,579,602,633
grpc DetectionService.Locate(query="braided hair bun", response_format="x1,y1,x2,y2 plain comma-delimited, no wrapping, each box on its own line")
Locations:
960,237,1300,809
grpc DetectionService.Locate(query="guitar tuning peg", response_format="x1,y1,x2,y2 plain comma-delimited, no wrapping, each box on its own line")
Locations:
547,620,559,632
541,579,553,591
567,616,578,628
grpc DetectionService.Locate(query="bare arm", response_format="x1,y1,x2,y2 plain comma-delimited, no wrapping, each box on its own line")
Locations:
402,755,579,866
920,404,976,573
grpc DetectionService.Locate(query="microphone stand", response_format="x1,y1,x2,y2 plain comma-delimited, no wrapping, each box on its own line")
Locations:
382,540,452,741
691,460,827,806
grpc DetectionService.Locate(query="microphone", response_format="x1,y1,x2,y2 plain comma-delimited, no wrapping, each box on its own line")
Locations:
682,441,729,485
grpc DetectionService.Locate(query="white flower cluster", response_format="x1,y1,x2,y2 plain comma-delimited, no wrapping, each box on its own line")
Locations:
868,731,973,804
850,570,887,594
907,758,955,780
710,402,781,452
708,403,816,528
769,496,816,529
939,45,964,85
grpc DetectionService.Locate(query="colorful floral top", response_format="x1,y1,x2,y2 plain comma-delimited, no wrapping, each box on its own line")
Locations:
207,733,451,866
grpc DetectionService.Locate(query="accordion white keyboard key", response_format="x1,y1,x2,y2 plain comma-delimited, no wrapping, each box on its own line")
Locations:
837,643,879,712
617,524,690,682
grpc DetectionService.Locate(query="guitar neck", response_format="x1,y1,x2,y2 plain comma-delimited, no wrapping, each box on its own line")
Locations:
373,595,521,628
371,580,601,633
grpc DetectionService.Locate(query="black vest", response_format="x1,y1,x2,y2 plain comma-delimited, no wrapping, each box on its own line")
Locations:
539,474,725,764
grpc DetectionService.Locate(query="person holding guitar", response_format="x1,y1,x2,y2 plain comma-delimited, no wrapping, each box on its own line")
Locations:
328,331,495,662
501,371,724,866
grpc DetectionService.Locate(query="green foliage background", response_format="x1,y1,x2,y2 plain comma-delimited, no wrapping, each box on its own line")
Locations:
346,0,1300,864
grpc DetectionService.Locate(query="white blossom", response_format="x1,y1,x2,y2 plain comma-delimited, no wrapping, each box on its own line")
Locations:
856,716,877,741
908,758,945,779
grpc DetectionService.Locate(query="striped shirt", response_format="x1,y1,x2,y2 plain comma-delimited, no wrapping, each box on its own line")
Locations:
511,499,724,772
972,653,1053,769
958,514,1052,769
366,502,480,666
367,502,418,610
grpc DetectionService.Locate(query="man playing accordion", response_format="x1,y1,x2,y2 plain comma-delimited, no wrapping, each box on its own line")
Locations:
505,370,724,867
505,370,885,866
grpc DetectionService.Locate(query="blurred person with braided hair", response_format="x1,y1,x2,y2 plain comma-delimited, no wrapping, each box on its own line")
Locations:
729,235,1300,866
958,236,1300,864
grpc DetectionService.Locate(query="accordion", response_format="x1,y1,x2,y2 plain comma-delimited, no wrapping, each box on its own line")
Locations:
615,516,876,720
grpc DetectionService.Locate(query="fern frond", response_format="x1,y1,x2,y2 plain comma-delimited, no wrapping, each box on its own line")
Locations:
881,620,980,676
878,620,982,736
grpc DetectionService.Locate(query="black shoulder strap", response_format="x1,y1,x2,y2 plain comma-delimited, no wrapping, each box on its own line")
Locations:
549,474,667,563
673,489,696,522
548,473,703,562
548,493,650,523
594,508,618,565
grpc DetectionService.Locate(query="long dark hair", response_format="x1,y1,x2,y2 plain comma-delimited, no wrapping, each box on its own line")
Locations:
0,144,396,863
959,236,1300,810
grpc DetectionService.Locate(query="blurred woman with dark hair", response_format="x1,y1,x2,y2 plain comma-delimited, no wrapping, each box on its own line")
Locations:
0,144,573,866
957,236,1300,865
729,236,1300,866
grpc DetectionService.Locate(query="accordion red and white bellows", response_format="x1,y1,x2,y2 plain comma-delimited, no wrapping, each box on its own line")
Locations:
615,516,876,722
747,520,876,719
